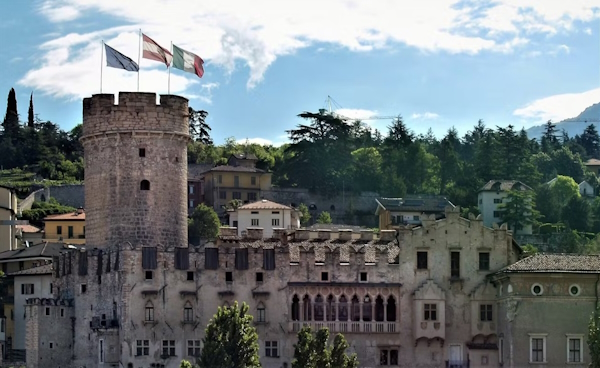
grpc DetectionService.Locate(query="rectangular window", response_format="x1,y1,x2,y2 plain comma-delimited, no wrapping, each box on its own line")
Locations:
219,191,226,200
252,219,259,226
136,340,149,356
187,271,194,281
235,248,249,270
80,284,87,293
226,271,233,283
234,175,240,187
189,185,194,194
256,272,264,284
413,215,419,221
530,336,546,363
50,283,53,294
248,192,257,201
205,248,219,269
21,284,34,295
49,341,54,349
57,226,62,235
379,349,399,366
568,336,583,363
450,251,460,278
68,226,74,239
99,339,104,363
257,305,266,322
60,308,64,317
417,251,428,269
189,200,194,208
139,148,146,157
162,340,176,356
145,305,154,321
232,191,241,200
251,176,256,185
145,270,153,280
479,252,490,271
218,175,222,184
263,249,276,270
184,306,193,322
321,272,329,281
233,220,238,227
493,211,502,218
360,272,368,282
272,218,280,226
187,340,201,357
424,304,437,321
480,304,493,321
45,307,50,316
265,341,278,357
494,198,502,203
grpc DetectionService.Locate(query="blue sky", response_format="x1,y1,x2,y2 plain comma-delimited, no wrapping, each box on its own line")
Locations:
1,0,599,146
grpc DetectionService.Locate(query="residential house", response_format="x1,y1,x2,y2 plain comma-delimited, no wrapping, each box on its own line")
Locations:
187,163,212,214
0,242,67,361
15,225,43,247
579,180,595,197
477,180,533,235
228,199,301,238
375,195,454,230
42,208,86,244
585,158,600,175
10,264,54,355
491,253,600,367
0,186,18,253
203,154,272,215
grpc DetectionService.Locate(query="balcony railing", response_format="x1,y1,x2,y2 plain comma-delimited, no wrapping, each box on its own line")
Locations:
289,321,399,334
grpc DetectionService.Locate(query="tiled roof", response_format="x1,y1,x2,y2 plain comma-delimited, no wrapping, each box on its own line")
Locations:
231,153,258,160
375,196,454,213
188,163,213,178
0,242,74,261
239,200,291,210
43,211,85,221
586,159,600,166
209,165,266,173
479,180,532,192
499,253,600,273
8,263,53,276
16,224,41,233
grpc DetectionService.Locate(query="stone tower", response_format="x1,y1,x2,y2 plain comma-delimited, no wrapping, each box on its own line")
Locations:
81,92,189,249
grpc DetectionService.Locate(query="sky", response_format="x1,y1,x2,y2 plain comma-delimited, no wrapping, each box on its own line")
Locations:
1,0,599,146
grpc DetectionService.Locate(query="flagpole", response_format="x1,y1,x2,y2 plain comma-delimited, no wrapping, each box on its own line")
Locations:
137,29,142,92
100,40,104,93
168,41,172,95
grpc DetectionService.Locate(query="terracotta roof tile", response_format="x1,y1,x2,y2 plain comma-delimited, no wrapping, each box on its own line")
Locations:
210,165,266,173
586,159,600,166
43,211,85,221
16,224,41,233
8,263,53,276
239,200,291,210
499,253,600,273
479,180,532,192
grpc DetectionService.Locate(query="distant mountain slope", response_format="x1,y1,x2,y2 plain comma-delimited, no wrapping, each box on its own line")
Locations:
526,103,600,140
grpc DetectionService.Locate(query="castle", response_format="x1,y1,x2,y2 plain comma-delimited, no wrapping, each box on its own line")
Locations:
23,92,597,368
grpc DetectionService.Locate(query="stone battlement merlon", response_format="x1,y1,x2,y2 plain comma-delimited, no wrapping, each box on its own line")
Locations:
82,92,189,138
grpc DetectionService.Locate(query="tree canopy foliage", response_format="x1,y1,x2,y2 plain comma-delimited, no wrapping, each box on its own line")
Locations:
188,204,220,245
292,326,358,368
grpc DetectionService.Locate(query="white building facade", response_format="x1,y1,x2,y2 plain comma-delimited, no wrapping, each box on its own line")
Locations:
477,180,533,235
229,199,300,238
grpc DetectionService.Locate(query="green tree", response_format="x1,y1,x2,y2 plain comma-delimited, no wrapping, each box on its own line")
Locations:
549,175,580,207
580,124,600,159
313,328,331,368
350,147,383,192
21,198,76,226
188,204,220,245
2,88,20,143
498,189,539,233
298,203,311,227
561,196,591,232
317,211,332,224
588,307,600,368
188,107,212,145
292,326,358,368
330,334,359,368
179,360,195,368
199,301,260,368
27,92,34,128
292,326,315,368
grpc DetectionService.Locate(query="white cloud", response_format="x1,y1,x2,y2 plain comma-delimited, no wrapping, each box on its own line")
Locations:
410,112,440,120
513,88,600,122
584,28,593,35
334,108,379,121
10,57,23,63
19,0,600,99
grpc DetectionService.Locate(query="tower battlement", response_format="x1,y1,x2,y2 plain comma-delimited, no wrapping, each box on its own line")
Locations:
82,92,189,138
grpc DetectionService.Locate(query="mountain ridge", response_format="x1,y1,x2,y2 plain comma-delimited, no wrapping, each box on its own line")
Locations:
526,102,600,139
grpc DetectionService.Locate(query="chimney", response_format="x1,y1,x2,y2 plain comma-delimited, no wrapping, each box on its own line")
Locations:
339,229,353,241
379,229,396,242
76,207,84,215
318,230,331,240
360,230,374,241
295,229,310,240
246,227,264,240
220,227,237,237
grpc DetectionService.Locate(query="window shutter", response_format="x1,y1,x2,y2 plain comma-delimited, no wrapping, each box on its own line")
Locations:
31,284,34,294
97,250,103,284
54,256,60,278
142,247,158,270
67,253,72,274
175,247,189,270
235,249,249,270
205,248,219,270
263,249,275,270
21,284,24,295
79,251,88,276
106,251,111,273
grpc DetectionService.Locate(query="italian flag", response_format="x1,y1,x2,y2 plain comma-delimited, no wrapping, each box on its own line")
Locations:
172,44,204,78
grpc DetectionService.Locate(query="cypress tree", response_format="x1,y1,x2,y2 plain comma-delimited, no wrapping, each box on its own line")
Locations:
28,92,34,128
2,88,20,140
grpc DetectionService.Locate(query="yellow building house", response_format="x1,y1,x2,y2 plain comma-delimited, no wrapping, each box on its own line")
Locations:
0,185,18,253
585,158,600,175
42,208,86,244
203,154,272,213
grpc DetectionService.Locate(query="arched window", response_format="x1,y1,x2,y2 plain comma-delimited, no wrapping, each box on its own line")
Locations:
351,295,360,321
303,295,312,321
140,180,150,191
291,295,300,321
338,295,348,321
183,301,193,322
387,295,397,322
330,204,336,211
375,295,385,321
257,302,266,323
326,295,336,321
145,301,154,321
314,294,324,321
362,295,372,322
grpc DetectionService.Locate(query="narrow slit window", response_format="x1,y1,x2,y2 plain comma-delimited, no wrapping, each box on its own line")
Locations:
139,148,146,157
